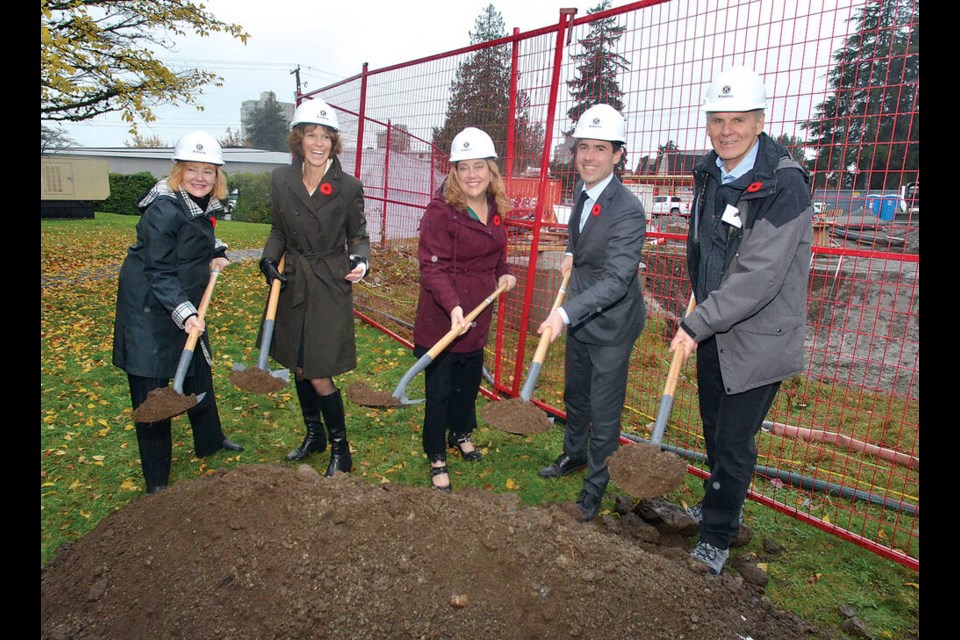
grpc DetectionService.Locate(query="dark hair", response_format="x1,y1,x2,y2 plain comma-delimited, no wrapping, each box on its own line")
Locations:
288,124,343,160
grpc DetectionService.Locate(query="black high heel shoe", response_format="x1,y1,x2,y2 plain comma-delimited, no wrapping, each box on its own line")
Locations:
448,432,483,462
429,454,452,493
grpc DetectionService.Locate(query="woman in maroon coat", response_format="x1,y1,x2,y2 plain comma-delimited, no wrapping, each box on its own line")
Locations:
413,127,517,491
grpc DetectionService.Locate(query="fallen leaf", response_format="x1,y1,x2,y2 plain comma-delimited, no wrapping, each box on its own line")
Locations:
119,478,139,492
505,478,519,490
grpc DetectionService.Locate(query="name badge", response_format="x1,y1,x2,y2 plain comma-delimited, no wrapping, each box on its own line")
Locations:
721,204,742,228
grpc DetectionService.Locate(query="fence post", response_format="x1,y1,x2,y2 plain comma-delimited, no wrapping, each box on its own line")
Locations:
355,62,369,180
382,120,391,249
509,8,577,396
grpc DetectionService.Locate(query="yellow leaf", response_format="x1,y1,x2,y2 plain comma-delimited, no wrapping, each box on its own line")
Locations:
97,419,108,426
505,478,518,490
41,481,55,487
119,478,139,492
821,513,831,524
69,479,81,490
92,455,105,461
904,582,919,589
877,528,888,541
124,424,134,431
80,510,92,519
756,562,768,572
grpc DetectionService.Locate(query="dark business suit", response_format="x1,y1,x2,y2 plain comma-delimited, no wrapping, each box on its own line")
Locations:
561,176,646,498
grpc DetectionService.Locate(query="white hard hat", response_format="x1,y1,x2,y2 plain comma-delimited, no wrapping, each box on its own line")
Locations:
573,104,627,143
449,127,497,162
702,66,768,113
172,131,224,166
291,98,340,131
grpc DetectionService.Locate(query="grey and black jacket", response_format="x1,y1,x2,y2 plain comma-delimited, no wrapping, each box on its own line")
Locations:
682,132,812,394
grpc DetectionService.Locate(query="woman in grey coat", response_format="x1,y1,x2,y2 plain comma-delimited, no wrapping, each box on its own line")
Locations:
112,131,243,494
259,98,370,475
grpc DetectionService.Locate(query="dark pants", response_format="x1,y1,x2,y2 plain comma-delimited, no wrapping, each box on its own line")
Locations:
562,333,634,499
416,345,484,459
128,354,226,492
695,337,780,549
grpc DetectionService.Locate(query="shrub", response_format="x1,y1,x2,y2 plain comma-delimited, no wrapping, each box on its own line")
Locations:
227,172,273,224
101,172,159,215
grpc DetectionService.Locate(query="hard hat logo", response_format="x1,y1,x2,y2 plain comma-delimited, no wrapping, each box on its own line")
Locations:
722,85,732,94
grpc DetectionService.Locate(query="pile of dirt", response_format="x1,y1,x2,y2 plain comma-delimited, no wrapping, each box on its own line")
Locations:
41,464,824,640
229,367,289,395
345,381,402,407
480,397,553,434
131,387,198,422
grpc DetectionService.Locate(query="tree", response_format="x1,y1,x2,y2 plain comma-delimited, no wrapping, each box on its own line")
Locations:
41,1,249,133
556,0,631,184
246,93,289,151
124,134,167,148
219,127,248,148
772,133,807,166
658,140,679,155
802,0,918,190
431,4,544,177
41,125,77,154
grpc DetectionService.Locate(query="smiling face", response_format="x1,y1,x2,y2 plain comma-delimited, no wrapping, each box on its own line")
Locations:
706,110,764,172
301,124,334,168
574,139,622,190
455,159,492,204
180,162,218,198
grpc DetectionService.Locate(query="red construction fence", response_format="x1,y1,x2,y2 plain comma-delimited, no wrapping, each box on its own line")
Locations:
304,0,919,570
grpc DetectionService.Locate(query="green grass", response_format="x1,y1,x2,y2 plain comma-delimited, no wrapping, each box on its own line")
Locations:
40,213,919,639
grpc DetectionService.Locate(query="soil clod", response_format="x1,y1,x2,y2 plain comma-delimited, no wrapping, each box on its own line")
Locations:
346,381,401,407
480,397,553,434
229,367,287,394
607,443,688,499
132,387,197,423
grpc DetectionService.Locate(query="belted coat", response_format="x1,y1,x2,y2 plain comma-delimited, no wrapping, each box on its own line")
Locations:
260,156,370,378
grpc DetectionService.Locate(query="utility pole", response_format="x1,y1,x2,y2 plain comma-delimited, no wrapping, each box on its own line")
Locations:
290,65,302,102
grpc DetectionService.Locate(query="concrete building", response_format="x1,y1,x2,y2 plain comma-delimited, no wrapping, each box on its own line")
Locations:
240,91,295,141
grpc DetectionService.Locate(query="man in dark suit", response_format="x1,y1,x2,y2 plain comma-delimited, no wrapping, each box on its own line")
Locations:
537,103,647,521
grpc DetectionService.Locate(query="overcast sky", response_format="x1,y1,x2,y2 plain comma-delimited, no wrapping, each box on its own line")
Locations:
56,0,611,148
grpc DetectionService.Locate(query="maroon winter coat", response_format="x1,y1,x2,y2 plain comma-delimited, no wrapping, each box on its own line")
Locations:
413,187,510,353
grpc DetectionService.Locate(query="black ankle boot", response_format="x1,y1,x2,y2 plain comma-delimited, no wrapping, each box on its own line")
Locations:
320,389,352,476
286,379,327,461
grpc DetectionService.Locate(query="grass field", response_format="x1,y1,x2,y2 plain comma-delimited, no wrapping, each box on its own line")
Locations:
40,213,919,638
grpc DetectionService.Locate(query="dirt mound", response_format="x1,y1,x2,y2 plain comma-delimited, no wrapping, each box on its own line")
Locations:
41,464,824,640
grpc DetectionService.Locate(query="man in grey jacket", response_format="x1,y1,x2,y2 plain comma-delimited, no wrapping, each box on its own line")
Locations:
670,67,812,575
537,104,646,521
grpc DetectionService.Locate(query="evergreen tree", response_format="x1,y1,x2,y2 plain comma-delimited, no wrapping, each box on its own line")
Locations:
247,93,289,152
431,4,543,176
802,0,918,190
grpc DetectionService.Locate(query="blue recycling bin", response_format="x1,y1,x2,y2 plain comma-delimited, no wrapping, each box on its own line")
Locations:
879,195,899,221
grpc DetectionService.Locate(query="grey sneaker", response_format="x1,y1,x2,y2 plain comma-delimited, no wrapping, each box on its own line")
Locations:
686,501,744,525
690,541,729,575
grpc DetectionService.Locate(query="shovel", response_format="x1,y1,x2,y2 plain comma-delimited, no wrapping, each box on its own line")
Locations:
390,282,508,405
132,269,220,423
607,292,696,499
230,255,290,394
482,271,569,435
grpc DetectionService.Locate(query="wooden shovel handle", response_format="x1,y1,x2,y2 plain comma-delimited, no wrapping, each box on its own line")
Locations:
425,282,509,360
531,270,572,364
265,255,285,322
662,293,697,397
184,269,220,352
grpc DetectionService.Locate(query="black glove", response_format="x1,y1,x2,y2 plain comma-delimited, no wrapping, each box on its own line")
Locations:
259,257,287,289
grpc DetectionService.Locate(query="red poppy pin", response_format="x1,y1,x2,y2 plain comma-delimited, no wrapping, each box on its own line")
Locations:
746,181,762,193
492,214,502,227
591,203,602,217
319,183,333,196
208,215,217,228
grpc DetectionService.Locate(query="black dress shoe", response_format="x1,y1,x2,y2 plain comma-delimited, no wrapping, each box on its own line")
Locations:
448,432,483,462
221,437,244,452
538,453,587,478
147,485,167,495
574,490,601,522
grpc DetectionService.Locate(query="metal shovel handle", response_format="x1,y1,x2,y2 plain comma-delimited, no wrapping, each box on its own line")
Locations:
649,292,697,445
172,269,220,395
519,270,571,401
392,282,508,404
256,254,285,371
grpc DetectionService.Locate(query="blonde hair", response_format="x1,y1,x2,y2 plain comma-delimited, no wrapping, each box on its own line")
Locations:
289,124,343,160
444,159,511,215
168,162,228,200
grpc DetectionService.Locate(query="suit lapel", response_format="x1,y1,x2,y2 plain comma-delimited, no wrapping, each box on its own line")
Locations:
575,178,617,247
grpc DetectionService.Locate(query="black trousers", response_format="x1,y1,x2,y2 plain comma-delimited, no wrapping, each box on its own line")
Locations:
415,345,484,459
562,333,634,499
695,337,780,549
127,354,226,491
